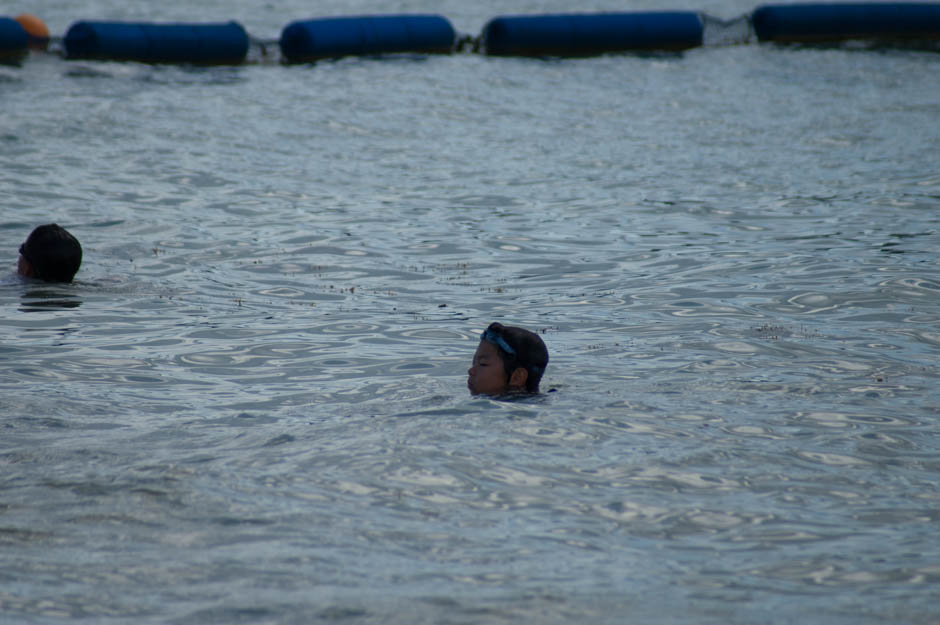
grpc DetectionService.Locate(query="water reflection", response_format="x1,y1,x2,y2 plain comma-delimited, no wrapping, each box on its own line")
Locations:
19,287,82,311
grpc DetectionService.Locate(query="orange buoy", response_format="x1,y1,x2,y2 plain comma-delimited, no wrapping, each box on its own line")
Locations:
15,13,49,50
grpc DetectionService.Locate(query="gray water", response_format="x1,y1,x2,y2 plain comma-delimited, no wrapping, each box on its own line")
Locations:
2,1,939,623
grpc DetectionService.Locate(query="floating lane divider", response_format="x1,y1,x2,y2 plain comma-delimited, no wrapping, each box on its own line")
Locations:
480,12,704,56
63,21,249,64
15,14,50,50
0,17,28,60
752,2,940,44
10,6,940,67
279,14,456,62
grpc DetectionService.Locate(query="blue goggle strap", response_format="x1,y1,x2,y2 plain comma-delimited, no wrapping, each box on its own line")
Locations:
481,329,515,356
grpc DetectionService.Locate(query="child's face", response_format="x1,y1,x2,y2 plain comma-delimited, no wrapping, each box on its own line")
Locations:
17,253,34,278
467,340,508,396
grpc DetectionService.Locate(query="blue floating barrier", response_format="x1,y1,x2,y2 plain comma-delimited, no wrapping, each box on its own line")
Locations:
64,21,249,64
279,14,456,62
0,17,28,59
752,3,940,43
481,12,704,56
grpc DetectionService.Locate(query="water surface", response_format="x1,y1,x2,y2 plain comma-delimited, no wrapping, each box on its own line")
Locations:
1,1,939,623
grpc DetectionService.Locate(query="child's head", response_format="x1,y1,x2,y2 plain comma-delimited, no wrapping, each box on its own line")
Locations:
467,322,549,396
18,224,82,283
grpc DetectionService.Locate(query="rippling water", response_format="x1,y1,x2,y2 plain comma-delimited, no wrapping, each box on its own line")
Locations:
2,0,939,623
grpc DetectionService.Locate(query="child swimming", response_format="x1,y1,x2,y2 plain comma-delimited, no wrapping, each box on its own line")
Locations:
467,322,549,396
17,224,82,283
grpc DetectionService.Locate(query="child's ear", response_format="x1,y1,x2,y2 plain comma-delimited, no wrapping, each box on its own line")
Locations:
509,367,528,389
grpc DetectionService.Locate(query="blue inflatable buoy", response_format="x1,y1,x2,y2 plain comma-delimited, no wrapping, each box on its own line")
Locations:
279,14,456,62
0,16,28,59
64,21,250,64
480,12,704,56
752,3,940,43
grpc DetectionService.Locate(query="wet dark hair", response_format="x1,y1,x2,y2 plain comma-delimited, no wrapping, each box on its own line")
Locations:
20,224,82,283
481,322,549,393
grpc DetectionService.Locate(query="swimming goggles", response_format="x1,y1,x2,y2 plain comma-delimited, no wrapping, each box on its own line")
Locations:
18,243,33,265
481,328,516,356
482,328,544,377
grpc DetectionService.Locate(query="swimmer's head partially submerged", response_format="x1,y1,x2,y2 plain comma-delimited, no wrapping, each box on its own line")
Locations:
18,224,82,283
468,322,548,396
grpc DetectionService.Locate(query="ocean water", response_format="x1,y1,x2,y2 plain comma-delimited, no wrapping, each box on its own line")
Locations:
1,1,939,623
